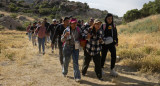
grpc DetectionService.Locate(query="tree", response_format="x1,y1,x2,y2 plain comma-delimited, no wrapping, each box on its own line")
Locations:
8,3,19,12
123,9,141,22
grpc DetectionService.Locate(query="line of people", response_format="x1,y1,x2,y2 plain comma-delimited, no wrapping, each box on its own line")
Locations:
26,13,119,82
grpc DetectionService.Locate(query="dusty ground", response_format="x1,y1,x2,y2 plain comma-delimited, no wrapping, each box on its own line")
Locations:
0,31,160,86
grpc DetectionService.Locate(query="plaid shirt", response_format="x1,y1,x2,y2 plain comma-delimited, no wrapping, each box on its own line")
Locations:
82,28,104,56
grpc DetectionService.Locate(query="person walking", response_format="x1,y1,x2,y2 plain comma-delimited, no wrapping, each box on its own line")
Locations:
51,17,70,67
30,22,37,46
26,23,31,41
61,18,82,82
35,21,46,55
101,13,119,77
82,19,104,81
48,19,58,53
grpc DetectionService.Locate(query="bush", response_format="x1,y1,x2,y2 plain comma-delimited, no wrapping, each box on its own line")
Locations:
23,21,31,29
16,26,25,31
119,17,160,34
39,8,52,15
10,13,18,19
8,3,19,12
0,25,4,30
123,9,141,22
142,46,155,54
118,49,146,60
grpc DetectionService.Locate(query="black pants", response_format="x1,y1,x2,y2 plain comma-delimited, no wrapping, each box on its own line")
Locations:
101,44,116,70
58,42,63,65
82,50,102,79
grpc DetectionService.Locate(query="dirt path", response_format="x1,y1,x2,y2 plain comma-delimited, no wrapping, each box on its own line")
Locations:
0,34,160,86
0,11,34,21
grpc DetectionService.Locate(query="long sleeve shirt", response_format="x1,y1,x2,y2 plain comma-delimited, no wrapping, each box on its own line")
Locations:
82,27,104,56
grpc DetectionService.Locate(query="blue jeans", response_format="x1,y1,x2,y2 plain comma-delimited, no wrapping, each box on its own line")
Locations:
28,32,32,41
62,44,81,79
38,37,45,52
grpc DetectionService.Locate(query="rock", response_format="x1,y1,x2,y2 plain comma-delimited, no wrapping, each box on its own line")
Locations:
0,16,22,30
19,16,27,21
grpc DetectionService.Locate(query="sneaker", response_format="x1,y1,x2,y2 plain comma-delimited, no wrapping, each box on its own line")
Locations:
98,78,104,81
63,74,66,77
75,79,81,82
43,52,45,55
110,69,118,77
82,73,85,76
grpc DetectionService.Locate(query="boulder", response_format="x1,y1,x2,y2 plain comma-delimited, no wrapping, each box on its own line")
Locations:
0,16,22,30
18,16,27,21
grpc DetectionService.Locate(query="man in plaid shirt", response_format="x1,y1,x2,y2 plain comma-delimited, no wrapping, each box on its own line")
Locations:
82,19,104,81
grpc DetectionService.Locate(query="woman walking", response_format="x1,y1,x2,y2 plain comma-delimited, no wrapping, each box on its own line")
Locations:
101,13,119,77
35,21,46,55
82,19,104,81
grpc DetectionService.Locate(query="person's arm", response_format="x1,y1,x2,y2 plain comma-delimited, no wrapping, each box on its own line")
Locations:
82,27,92,40
61,29,68,43
29,27,33,32
99,28,104,44
113,25,118,45
26,26,30,32
47,25,52,33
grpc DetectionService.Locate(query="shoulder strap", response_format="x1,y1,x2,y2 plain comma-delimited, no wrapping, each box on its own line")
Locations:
76,26,80,33
103,24,106,30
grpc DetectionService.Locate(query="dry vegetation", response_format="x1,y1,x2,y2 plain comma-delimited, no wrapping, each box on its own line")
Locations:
0,15,160,86
117,15,160,73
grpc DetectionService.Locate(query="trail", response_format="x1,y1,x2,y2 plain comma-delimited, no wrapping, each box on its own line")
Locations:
0,33,159,86
0,11,35,21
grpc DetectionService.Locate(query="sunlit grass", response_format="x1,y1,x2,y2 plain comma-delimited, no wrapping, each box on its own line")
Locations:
117,14,160,73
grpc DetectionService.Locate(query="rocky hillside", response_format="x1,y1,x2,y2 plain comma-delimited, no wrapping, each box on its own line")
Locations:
1,0,122,24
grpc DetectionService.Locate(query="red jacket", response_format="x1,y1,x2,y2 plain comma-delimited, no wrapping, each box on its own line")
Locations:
26,25,31,32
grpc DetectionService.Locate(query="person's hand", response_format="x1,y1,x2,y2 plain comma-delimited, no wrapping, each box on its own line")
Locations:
116,43,118,46
64,32,70,38
99,38,103,43
87,34,92,39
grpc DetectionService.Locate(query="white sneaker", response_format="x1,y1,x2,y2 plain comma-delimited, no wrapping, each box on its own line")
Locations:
75,79,81,82
110,69,118,77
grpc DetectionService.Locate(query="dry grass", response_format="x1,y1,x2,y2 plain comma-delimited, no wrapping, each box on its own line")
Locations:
117,14,160,73
0,30,27,62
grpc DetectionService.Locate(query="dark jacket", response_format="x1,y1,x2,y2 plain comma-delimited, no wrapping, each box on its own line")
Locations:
102,24,118,45
48,24,58,35
51,24,66,44
45,22,50,32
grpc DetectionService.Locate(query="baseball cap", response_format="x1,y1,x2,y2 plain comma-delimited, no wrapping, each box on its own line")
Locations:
70,18,77,23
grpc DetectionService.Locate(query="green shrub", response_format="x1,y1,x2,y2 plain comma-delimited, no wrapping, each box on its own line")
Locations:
0,25,4,30
118,49,146,60
39,8,52,15
5,52,15,61
10,13,18,19
156,50,160,55
8,3,19,12
16,26,25,31
23,21,31,28
142,46,155,54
